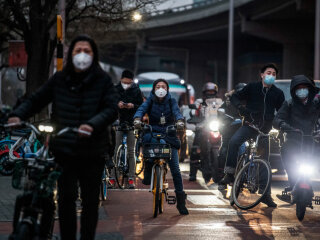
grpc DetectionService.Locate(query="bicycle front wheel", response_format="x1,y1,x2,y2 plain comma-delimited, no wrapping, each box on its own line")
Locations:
232,158,271,210
114,145,126,189
100,166,108,201
153,165,161,218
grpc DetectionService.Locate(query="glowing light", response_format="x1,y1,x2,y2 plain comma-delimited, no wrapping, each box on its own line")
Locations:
132,12,142,22
180,79,185,85
186,129,194,136
134,78,139,84
209,120,219,132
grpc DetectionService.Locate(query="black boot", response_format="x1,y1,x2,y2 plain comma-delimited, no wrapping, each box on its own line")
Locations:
261,194,277,208
219,173,234,185
175,191,189,215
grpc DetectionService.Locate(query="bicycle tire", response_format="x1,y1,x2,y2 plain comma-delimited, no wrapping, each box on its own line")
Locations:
153,165,161,218
115,145,126,189
135,160,145,176
15,223,32,240
232,158,271,210
159,166,165,214
100,166,108,201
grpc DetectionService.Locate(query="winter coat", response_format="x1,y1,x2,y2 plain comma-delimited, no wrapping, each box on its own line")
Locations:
11,66,119,159
134,92,184,149
273,75,320,138
231,81,285,133
115,83,143,125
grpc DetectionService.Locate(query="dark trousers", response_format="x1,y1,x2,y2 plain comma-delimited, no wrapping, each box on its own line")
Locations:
189,128,202,178
57,157,104,240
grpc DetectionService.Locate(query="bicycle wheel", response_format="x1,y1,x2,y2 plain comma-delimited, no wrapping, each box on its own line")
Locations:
232,158,271,210
15,223,32,240
100,166,108,201
135,160,145,176
114,145,126,189
153,165,161,218
159,167,165,214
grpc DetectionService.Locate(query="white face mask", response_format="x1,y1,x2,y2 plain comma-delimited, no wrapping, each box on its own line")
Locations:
155,88,167,98
72,52,93,71
121,83,132,90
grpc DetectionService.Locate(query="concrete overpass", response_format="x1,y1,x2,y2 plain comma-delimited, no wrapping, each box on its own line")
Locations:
101,0,319,97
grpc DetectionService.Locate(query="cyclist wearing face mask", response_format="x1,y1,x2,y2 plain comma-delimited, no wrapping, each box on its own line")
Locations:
220,63,285,208
273,75,320,201
133,79,189,215
109,70,144,189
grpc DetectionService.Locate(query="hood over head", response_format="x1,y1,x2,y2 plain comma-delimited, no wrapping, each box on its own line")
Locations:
290,75,316,99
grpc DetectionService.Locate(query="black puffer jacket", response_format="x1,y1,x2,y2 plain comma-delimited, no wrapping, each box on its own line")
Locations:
11,66,119,158
115,83,143,125
231,81,285,132
273,75,320,136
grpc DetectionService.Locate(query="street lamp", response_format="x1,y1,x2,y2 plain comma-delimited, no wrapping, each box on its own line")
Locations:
132,12,142,22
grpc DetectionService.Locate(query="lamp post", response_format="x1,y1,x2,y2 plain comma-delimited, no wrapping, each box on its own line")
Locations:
227,0,234,91
132,12,142,76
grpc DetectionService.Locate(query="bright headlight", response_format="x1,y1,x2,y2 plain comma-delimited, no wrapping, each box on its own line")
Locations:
299,164,314,175
186,129,194,137
209,120,219,132
38,125,54,133
270,128,279,134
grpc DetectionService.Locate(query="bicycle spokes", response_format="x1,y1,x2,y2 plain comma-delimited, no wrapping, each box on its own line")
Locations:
233,159,271,209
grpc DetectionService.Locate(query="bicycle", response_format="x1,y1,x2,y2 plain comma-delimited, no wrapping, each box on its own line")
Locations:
114,122,134,189
8,122,90,240
231,121,272,210
100,164,110,201
141,124,177,218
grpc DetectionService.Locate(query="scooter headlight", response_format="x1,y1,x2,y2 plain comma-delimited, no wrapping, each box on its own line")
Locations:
209,120,219,132
298,164,314,175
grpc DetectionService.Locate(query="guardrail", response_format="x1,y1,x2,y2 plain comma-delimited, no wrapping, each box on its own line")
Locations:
146,0,228,18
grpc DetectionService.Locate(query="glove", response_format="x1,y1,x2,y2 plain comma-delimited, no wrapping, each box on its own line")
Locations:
238,105,251,117
176,120,185,130
133,118,142,129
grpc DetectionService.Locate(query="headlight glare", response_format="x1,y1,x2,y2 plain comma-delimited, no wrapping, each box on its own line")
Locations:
209,120,219,132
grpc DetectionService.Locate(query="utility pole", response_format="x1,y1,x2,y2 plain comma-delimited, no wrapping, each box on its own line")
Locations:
314,0,320,80
227,0,234,91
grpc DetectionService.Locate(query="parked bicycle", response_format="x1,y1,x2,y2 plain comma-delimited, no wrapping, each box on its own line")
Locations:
8,122,91,240
142,124,177,218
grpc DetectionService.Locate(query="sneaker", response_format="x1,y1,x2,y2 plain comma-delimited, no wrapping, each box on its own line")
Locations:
261,194,277,208
219,173,234,185
108,179,116,189
128,178,135,189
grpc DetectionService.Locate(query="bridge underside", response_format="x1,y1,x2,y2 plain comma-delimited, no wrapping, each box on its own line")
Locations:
101,0,316,97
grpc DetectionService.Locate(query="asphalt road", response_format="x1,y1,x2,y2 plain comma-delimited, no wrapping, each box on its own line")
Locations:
1,162,320,240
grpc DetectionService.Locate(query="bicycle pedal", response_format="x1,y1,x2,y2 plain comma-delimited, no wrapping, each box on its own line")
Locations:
167,196,176,205
314,196,320,205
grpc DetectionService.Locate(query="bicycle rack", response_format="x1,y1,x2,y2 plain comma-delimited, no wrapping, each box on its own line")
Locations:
167,195,176,205
314,196,320,205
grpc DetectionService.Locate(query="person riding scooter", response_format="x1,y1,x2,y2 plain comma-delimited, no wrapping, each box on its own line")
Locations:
273,75,320,202
189,82,222,183
217,83,246,190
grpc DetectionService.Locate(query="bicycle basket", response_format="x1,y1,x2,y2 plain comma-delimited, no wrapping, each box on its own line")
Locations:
143,143,171,160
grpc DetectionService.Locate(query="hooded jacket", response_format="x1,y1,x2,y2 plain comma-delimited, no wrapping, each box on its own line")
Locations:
273,75,320,136
231,81,285,132
11,66,119,159
134,92,183,148
115,83,143,125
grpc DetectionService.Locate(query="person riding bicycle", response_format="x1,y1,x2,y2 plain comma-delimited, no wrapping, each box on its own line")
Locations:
8,35,118,240
220,63,285,207
217,83,246,190
189,82,221,182
273,75,320,201
133,79,189,215
109,70,144,189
